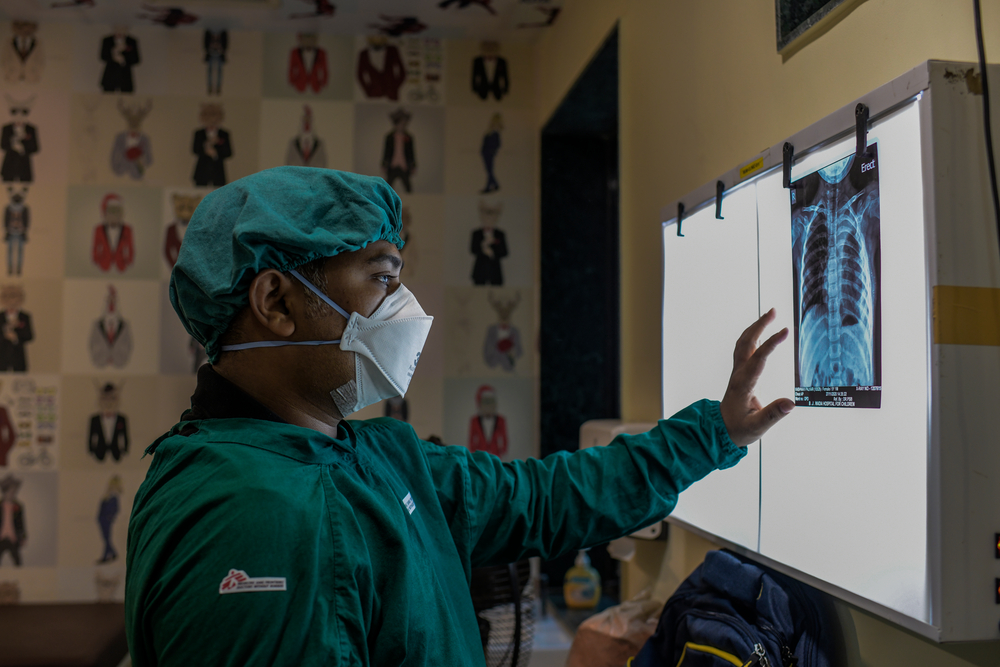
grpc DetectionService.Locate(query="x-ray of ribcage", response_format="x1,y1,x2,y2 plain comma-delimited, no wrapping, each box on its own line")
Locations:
790,146,881,408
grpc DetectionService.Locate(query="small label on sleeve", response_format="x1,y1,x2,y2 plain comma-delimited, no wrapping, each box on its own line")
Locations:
402,492,416,515
219,569,287,594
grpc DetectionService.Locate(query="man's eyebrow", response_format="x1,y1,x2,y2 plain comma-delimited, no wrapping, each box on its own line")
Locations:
366,253,402,270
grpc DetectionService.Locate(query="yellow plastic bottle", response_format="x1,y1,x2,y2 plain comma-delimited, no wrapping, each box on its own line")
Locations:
563,550,601,609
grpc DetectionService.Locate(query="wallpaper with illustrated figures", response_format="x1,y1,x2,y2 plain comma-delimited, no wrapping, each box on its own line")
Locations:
0,19,539,605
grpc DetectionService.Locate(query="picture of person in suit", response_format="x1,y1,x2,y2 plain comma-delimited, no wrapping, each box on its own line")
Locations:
470,199,507,286
468,385,507,457
471,40,509,101
284,105,327,168
0,474,25,567
288,32,328,94
356,35,405,101
92,193,135,273
163,192,201,270
97,475,123,563
1,96,38,184
0,383,16,468
381,108,415,193
203,29,227,96
99,26,140,93
4,187,28,276
191,103,232,187
110,98,153,181
483,291,523,372
0,284,31,373
480,112,502,194
89,383,129,463
1,21,45,85
89,284,133,369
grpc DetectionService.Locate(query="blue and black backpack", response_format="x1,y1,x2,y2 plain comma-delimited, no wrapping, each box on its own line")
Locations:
630,549,843,667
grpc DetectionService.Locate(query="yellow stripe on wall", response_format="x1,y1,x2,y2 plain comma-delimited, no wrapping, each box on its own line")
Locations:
933,285,1000,346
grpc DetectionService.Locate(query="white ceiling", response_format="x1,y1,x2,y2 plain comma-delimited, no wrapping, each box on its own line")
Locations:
0,0,564,41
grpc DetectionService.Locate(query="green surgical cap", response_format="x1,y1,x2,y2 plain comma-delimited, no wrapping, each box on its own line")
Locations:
169,167,404,363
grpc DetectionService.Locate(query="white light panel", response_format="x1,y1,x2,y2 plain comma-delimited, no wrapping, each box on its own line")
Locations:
663,183,762,551
663,100,930,622
756,101,929,621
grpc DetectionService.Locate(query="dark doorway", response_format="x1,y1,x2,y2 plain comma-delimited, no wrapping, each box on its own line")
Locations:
539,26,620,598
540,26,620,457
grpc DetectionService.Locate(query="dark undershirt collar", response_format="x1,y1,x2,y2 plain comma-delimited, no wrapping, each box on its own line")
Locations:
183,365,353,443
184,364,287,423
148,365,355,456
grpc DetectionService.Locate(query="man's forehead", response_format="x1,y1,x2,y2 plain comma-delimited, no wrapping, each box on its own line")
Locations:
340,240,401,265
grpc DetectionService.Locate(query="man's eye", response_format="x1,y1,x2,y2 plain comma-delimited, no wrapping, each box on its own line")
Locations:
377,275,391,285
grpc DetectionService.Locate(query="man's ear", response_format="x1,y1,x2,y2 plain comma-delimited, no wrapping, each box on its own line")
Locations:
246,269,298,339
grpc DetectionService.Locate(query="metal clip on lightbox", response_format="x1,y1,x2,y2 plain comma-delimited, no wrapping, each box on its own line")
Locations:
659,61,1000,642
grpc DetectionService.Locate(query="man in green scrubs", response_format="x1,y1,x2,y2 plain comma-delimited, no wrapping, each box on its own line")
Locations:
125,167,793,666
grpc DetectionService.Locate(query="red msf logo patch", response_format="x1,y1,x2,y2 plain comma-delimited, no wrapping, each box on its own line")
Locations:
219,569,287,595
219,569,248,592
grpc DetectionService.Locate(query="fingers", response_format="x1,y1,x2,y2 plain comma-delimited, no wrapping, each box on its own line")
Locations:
744,397,795,442
723,307,795,445
734,308,777,363
730,316,787,395
741,327,789,387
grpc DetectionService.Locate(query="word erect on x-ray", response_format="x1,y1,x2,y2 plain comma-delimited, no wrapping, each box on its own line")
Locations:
790,146,881,408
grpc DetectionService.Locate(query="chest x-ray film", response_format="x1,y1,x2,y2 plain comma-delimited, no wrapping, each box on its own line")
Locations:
790,146,881,408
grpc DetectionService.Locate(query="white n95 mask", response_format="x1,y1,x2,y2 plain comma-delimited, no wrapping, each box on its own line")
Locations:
220,267,433,417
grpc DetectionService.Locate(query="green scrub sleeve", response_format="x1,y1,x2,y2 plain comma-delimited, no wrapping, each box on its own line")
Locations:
430,399,744,569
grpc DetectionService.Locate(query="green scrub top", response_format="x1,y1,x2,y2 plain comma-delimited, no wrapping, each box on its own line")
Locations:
125,398,743,666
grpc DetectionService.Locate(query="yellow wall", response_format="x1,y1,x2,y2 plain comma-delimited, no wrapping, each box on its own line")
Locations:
534,0,1000,663
536,0,1000,422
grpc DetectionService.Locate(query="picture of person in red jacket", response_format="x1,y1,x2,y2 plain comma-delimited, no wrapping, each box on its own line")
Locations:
92,193,134,273
356,35,405,101
288,33,328,94
468,384,507,457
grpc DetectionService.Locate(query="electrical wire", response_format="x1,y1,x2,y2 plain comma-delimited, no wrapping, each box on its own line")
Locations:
974,0,1000,259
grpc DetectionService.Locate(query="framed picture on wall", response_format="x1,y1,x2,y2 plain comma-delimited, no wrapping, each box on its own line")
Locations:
775,0,861,52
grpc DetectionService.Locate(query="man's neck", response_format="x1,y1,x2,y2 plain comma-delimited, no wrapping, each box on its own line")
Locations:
213,363,342,439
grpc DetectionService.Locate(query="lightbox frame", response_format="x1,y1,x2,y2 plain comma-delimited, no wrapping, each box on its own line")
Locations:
659,60,1000,643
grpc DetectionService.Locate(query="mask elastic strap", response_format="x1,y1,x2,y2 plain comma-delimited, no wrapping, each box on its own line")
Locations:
219,268,352,353
221,339,342,352
288,268,352,320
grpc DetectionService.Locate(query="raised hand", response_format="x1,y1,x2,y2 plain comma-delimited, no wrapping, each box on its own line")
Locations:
719,308,794,447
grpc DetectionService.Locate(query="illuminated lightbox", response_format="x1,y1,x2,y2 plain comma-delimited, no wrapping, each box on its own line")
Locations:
661,61,1000,642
